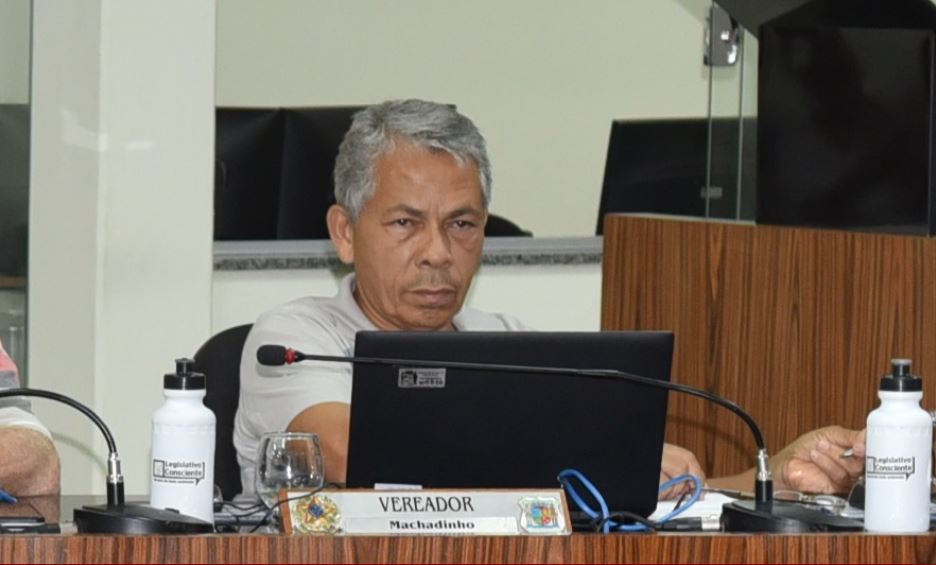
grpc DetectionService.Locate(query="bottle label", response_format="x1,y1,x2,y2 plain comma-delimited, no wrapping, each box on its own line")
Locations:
152,459,208,486
866,455,916,480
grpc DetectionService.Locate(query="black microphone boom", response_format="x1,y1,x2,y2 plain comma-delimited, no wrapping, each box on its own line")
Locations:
259,344,864,533
259,345,768,449
0,388,212,534
259,345,771,498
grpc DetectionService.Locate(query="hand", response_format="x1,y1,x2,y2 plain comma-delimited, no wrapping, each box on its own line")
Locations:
659,443,706,500
772,425,865,494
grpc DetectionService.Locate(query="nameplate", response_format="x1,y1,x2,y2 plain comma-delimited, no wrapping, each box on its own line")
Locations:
280,488,571,536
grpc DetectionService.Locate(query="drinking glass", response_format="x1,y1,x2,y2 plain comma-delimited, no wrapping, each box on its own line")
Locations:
255,432,325,515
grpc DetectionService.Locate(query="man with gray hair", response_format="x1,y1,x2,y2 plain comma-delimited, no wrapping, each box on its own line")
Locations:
235,99,865,499
235,99,523,495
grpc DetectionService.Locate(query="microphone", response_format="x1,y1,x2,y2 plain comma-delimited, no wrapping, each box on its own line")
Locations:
258,343,863,532
257,344,300,366
0,389,212,534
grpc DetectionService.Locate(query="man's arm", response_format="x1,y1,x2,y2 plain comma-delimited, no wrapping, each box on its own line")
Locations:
707,426,865,494
0,426,60,496
287,402,350,484
0,341,60,497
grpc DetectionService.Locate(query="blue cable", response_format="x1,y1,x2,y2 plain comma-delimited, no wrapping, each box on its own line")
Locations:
0,489,16,505
655,474,703,523
558,468,702,533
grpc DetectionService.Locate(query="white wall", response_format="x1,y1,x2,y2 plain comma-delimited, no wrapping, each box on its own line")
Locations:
215,0,715,238
29,0,215,495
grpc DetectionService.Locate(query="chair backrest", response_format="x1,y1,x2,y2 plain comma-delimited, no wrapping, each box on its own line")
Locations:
193,323,252,500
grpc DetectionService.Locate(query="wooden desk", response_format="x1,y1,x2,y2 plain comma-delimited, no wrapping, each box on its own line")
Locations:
0,532,934,563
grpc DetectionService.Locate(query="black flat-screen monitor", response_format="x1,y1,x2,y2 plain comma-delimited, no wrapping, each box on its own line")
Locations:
214,106,364,240
758,24,936,234
346,330,674,518
214,108,286,240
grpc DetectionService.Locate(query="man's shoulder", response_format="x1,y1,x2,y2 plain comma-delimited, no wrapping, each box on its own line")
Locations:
248,295,350,345
245,292,361,362
251,276,363,336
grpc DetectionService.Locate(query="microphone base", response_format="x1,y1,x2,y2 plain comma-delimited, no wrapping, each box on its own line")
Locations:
74,504,214,534
721,500,862,533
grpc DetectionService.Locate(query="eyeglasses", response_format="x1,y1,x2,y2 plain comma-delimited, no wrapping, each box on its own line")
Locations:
704,475,932,517
701,479,867,517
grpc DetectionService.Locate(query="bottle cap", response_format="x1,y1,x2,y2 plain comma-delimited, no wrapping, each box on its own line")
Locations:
879,358,922,392
164,358,206,390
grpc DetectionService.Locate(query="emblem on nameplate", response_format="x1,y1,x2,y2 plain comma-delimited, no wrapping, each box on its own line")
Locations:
518,497,564,533
291,494,342,534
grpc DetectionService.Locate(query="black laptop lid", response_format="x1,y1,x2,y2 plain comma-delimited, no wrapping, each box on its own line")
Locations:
346,331,673,517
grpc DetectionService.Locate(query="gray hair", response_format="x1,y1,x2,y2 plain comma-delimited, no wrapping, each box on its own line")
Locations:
333,99,492,220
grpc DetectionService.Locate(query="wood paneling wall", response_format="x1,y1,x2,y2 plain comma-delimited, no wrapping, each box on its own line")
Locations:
601,215,936,477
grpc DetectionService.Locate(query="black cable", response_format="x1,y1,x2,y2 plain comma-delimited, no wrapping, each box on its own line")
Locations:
593,511,657,532
0,388,118,454
0,388,126,506
247,482,342,533
674,490,691,511
249,504,277,533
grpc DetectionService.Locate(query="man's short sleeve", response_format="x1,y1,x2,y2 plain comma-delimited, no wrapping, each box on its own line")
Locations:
0,406,53,440
238,308,354,440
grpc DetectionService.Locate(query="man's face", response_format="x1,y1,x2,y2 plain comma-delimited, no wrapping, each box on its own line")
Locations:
328,142,486,331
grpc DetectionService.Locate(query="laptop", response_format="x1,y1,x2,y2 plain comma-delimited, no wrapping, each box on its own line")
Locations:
346,331,673,519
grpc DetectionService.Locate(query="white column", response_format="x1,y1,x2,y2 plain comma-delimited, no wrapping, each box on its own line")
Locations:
30,0,215,496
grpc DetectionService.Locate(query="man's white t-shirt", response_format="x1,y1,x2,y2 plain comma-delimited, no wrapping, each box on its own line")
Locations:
234,274,527,494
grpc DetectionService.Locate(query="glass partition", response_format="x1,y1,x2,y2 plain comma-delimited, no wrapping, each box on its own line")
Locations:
704,3,757,221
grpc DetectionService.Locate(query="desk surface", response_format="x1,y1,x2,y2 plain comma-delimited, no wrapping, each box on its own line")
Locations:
0,532,934,564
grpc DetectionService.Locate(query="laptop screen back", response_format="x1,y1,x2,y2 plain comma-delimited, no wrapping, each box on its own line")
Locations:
346,330,673,517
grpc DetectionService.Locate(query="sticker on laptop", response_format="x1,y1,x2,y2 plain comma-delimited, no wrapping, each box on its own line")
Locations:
398,368,446,388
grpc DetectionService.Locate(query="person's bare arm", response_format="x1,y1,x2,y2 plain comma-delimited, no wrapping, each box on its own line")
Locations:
0,427,60,496
708,426,865,494
287,402,350,484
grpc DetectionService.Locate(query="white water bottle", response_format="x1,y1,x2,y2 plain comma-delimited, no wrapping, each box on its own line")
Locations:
864,358,932,533
150,358,216,524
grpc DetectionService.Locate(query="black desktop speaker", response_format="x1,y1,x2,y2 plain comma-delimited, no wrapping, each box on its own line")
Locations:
757,0,936,235
214,107,362,241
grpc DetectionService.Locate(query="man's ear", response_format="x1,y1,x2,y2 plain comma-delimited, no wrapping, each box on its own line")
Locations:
327,204,355,265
